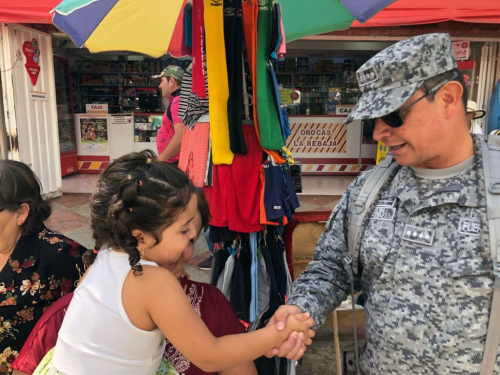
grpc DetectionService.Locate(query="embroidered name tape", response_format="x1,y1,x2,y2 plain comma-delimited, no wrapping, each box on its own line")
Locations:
357,66,378,86
458,218,481,236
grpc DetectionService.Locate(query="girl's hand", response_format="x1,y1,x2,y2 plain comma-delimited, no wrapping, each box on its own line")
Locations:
180,269,191,279
285,313,315,337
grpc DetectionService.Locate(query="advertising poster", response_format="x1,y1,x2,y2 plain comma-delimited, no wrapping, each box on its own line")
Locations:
80,117,108,150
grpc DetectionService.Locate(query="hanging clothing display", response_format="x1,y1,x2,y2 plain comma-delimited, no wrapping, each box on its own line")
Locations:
175,4,300,374
241,0,286,165
192,0,207,99
178,119,210,187
178,64,210,128
224,0,247,154
276,4,287,59
204,0,234,165
255,0,284,151
268,62,291,143
208,124,264,233
183,2,193,49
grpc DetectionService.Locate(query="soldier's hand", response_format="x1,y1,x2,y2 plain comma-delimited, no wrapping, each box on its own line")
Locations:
264,305,315,359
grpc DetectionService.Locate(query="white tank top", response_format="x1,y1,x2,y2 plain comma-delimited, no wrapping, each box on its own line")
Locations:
53,249,165,375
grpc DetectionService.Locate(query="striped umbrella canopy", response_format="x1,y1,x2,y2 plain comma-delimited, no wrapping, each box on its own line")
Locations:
280,0,396,42
52,0,394,58
52,0,184,58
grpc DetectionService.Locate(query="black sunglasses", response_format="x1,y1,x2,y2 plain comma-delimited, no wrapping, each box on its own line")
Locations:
362,72,459,133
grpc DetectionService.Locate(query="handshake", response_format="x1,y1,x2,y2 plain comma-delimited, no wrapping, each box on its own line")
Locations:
266,305,316,361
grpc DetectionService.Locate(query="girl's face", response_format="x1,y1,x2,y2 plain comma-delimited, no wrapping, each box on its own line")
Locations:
140,193,198,268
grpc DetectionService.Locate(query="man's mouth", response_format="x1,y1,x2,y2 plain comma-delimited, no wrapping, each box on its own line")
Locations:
389,143,406,151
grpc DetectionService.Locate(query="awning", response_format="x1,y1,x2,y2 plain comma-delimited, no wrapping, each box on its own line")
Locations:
352,0,500,27
0,0,499,27
0,0,60,24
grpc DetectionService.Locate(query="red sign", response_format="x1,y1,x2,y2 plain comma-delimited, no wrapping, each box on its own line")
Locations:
452,40,469,61
23,39,40,86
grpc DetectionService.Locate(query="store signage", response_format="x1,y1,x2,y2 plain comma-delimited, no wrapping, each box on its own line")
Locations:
286,122,347,154
30,91,47,101
278,88,294,105
86,104,109,114
110,115,133,126
335,105,354,116
452,41,470,60
23,39,41,86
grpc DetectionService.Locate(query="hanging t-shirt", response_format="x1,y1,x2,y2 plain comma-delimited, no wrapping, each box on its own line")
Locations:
256,0,284,151
224,0,247,155
157,89,182,163
204,0,234,165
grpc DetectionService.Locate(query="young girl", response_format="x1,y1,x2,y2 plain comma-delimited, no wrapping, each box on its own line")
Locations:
36,151,313,375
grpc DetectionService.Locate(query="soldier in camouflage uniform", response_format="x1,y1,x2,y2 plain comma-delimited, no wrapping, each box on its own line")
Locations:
270,33,500,374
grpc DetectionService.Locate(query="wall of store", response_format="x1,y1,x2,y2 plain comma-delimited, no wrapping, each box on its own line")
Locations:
0,24,62,197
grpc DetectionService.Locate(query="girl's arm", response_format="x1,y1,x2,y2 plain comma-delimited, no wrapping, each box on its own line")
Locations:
219,362,258,375
130,266,313,373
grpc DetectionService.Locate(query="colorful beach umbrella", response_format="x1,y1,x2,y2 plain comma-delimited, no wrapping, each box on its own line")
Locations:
53,0,396,57
52,0,184,58
280,0,396,42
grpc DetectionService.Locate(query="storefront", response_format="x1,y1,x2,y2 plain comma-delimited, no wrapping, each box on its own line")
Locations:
273,31,500,175
2,2,500,182
51,33,500,176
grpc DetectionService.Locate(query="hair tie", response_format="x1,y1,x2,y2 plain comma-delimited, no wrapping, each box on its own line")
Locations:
93,247,99,255
128,207,133,213
138,180,143,187
146,158,152,165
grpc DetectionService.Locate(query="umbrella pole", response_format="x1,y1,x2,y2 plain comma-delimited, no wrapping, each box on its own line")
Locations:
242,52,251,120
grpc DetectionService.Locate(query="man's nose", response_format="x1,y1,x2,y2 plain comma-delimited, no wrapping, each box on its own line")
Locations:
372,118,392,142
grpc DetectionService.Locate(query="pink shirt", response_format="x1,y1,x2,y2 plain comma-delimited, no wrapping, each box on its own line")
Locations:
157,92,182,163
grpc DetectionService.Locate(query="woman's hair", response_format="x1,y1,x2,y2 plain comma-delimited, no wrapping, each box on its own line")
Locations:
85,150,195,275
0,160,51,235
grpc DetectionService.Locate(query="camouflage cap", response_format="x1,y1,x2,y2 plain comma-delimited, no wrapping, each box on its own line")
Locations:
151,65,185,80
345,33,457,124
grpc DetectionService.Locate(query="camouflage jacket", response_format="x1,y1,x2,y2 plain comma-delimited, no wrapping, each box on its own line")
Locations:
289,135,499,374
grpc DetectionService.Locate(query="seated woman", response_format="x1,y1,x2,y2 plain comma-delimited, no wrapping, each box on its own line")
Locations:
0,160,86,374
11,189,256,375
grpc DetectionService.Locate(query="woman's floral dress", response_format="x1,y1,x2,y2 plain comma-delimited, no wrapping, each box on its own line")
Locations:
0,226,86,374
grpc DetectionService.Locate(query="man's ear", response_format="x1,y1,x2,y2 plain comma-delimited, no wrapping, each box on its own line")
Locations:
439,81,464,119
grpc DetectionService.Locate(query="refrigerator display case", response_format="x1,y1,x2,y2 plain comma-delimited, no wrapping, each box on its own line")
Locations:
54,56,78,176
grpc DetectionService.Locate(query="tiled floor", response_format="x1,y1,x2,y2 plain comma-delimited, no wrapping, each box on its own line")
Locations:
62,173,100,194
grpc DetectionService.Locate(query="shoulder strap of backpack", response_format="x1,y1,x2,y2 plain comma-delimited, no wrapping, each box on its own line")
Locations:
480,134,500,375
347,154,398,274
